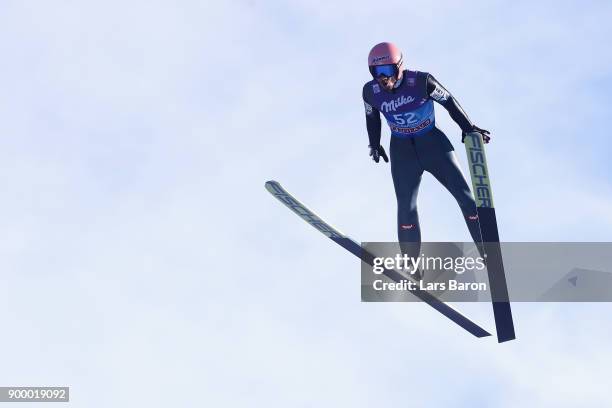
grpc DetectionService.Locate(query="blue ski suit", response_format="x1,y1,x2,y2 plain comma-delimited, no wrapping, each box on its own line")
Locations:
362,70,483,247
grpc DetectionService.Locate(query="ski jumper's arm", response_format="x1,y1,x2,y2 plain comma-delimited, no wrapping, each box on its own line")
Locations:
426,74,473,132
362,86,382,147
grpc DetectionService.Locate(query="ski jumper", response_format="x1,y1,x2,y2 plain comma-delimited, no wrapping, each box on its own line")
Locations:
362,70,483,247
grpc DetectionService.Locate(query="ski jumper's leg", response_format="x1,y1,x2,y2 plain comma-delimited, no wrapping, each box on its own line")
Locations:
390,136,424,256
419,128,484,246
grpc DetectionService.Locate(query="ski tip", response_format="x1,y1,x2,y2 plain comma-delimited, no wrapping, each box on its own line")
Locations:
265,180,283,196
264,180,280,194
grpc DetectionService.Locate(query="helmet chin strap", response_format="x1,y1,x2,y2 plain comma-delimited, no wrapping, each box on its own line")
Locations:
390,68,404,89
393,57,404,88
393,74,403,89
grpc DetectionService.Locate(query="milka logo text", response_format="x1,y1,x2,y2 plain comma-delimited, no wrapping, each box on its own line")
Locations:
381,95,415,113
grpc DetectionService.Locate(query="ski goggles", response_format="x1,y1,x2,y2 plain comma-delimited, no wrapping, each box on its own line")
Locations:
369,64,399,78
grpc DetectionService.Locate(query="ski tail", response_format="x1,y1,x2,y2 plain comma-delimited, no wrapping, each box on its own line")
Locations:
265,180,491,339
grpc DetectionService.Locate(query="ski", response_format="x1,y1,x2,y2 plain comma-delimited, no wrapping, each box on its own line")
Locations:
265,180,491,339
463,131,516,343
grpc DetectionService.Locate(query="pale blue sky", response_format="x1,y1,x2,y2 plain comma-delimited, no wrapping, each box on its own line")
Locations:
0,1,611,407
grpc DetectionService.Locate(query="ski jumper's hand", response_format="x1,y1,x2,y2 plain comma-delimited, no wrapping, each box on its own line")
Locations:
369,145,389,163
462,125,491,144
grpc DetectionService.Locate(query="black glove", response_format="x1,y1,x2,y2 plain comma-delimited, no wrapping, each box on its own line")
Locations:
369,145,389,163
462,125,491,144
